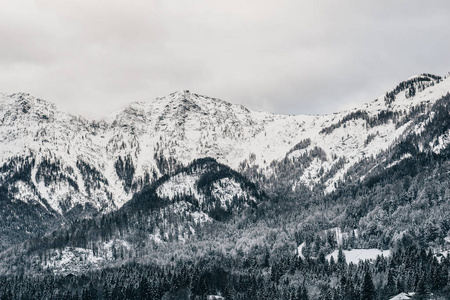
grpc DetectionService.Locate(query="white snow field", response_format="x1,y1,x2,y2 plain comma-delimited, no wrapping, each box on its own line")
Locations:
326,248,391,264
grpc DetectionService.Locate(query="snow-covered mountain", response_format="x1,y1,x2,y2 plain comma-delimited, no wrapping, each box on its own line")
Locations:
1,73,450,222
124,158,265,221
0,93,117,216
0,158,266,274
3,72,450,297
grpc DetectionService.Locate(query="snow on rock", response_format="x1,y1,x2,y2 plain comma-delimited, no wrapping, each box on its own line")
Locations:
191,211,212,224
170,201,212,225
389,292,415,300
207,296,225,300
9,181,40,205
326,249,391,264
157,173,202,201
40,247,105,275
102,239,131,260
156,164,257,211
211,178,256,209
297,242,306,259
386,153,413,169
434,251,450,263
432,128,450,154
0,92,122,215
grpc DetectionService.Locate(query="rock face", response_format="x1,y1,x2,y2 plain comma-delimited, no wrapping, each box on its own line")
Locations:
1,74,450,249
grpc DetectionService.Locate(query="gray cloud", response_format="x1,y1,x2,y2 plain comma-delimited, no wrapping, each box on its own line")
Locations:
1,0,450,118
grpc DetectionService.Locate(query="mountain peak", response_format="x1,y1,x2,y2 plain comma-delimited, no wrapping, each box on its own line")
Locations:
0,93,65,125
2,92,58,112
112,89,249,123
408,73,442,81
173,89,191,96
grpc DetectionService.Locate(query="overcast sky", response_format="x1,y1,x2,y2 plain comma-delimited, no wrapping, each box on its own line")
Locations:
1,0,450,119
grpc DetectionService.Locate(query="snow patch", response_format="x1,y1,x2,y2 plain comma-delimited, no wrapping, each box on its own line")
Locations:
297,242,305,259
389,292,415,300
157,173,203,202
211,177,256,209
386,153,412,169
326,248,391,264
41,247,104,275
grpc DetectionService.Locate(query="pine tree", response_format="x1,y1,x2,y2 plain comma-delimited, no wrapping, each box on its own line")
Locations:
139,276,150,299
302,285,309,300
0,290,13,300
416,274,427,298
396,277,404,294
386,268,396,296
337,248,346,266
361,269,375,300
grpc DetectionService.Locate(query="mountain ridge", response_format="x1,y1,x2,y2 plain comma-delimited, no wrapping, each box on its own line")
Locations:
1,73,450,250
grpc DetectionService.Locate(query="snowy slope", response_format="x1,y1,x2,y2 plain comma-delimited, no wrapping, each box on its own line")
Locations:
326,249,391,264
1,74,450,218
126,158,264,220
106,75,450,196
156,164,258,210
0,93,120,215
